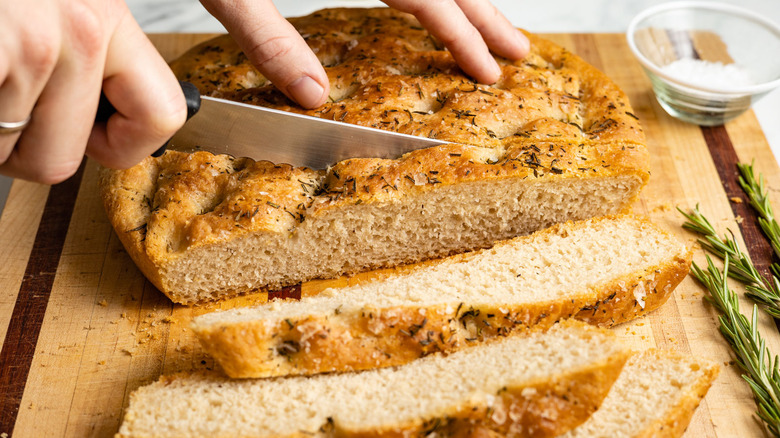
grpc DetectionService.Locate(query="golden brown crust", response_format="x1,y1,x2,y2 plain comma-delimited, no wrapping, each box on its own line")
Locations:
99,153,323,294
101,7,649,303
343,351,631,438
193,216,692,379
575,246,693,327
195,261,686,379
170,10,644,147
636,355,720,438
561,349,719,438
99,159,167,292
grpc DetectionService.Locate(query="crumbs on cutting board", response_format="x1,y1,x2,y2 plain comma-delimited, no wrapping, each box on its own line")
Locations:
110,309,204,369
650,203,672,213
114,311,186,353
623,326,647,340
730,197,743,204
135,313,168,345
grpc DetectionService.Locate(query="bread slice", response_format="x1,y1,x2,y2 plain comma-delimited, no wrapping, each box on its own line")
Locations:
560,350,719,438
117,323,631,438
99,8,650,304
191,215,691,378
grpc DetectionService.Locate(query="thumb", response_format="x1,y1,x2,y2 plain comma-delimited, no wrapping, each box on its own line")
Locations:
201,0,329,109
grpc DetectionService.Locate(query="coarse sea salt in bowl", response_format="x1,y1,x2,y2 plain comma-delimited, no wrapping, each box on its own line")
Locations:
627,2,780,126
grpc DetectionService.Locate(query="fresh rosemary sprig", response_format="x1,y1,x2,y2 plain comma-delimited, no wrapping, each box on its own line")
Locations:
692,256,780,436
738,162,780,260
680,162,780,433
679,206,780,317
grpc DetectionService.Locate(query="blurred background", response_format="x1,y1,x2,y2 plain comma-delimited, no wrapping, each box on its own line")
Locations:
2,0,779,210
129,0,780,34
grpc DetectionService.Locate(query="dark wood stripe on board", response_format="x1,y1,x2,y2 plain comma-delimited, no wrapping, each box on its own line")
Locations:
268,284,302,301
672,26,776,285
0,161,85,434
701,126,775,282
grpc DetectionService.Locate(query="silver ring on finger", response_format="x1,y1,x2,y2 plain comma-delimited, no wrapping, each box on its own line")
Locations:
0,115,32,134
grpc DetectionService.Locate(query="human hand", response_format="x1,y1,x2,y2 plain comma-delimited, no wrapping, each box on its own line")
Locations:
0,0,188,184
201,0,529,109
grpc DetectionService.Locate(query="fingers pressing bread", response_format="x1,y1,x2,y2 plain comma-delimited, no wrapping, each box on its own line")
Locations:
385,0,529,84
201,0,330,109
454,0,530,60
201,0,528,106
385,0,499,84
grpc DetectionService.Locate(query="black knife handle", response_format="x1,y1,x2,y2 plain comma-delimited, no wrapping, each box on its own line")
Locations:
95,81,201,157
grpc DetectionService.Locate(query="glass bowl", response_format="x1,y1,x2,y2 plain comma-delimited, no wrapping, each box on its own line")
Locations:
627,2,780,126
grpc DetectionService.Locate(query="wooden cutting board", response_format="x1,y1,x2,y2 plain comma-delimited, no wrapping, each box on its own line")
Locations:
1,32,779,437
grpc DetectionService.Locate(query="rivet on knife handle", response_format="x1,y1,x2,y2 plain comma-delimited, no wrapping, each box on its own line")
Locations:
95,81,201,157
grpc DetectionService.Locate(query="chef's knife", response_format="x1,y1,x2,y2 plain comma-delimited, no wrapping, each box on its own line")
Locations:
96,81,448,169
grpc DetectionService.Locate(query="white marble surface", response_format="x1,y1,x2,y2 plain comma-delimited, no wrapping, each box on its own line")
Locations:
1,0,779,211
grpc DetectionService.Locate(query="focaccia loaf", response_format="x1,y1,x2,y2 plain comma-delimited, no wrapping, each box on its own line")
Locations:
100,8,649,304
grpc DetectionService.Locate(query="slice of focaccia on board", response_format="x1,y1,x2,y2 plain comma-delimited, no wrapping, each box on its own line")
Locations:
192,215,691,378
560,349,719,438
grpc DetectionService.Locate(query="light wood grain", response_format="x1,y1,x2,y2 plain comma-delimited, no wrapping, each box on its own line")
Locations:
0,181,48,342
2,32,780,437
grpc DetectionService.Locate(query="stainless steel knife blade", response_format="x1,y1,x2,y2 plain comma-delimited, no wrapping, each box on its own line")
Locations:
166,96,448,169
